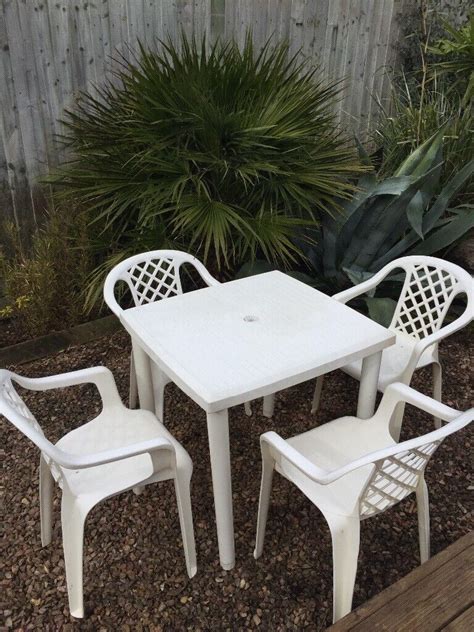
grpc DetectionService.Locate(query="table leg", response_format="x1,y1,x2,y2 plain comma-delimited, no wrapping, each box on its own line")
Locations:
357,351,382,418
263,393,275,418
206,409,235,570
131,338,154,412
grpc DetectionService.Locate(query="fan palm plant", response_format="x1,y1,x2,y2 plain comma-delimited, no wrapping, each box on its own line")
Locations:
50,34,364,303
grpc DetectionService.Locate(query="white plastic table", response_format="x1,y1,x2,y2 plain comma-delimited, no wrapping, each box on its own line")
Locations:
120,271,395,570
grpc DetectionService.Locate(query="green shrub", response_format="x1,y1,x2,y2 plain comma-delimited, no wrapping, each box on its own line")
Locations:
0,207,93,338
428,11,474,102
50,35,364,298
303,133,474,292
377,9,473,191
374,78,473,189
238,133,474,321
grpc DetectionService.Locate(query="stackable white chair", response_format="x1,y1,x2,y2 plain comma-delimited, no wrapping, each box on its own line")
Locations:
0,366,196,618
309,256,473,429
104,250,221,421
254,382,473,623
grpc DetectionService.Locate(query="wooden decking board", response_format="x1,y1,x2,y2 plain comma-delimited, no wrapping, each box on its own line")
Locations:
329,533,473,631
359,544,473,631
442,606,474,631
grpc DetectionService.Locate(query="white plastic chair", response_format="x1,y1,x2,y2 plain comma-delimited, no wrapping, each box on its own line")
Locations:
0,366,196,618
309,256,473,430
103,250,222,420
254,382,473,623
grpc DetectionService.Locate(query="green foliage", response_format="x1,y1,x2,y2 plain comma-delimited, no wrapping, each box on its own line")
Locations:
395,1,470,82
428,11,474,101
303,133,474,291
377,6,473,189
374,77,473,188
238,135,474,314
50,35,364,290
0,208,93,338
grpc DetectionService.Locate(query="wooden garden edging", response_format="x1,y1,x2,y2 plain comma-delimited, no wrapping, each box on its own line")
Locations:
0,315,121,366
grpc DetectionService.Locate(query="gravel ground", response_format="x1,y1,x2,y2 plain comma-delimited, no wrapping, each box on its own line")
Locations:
1,328,473,631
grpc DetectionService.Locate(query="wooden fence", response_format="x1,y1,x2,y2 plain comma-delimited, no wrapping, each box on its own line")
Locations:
1,0,416,235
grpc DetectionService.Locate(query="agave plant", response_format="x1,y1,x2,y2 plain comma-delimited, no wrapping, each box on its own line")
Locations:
50,34,363,300
239,132,474,323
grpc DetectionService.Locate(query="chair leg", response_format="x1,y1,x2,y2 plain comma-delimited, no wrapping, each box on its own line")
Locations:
432,362,442,430
389,401,407,443
254,447,274,559
416,478,430,564
263,394,275,418
174,472,197,578
61,493,89,618
327,515,360,624
311,376,325,414
40,455,54,547
244,402,252,416
151,363,169,424
129,352,138,409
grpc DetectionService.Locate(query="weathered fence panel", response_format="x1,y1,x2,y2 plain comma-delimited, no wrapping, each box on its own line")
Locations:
1,0,414,236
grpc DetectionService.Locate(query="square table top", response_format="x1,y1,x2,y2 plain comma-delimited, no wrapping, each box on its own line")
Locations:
120,271,395,412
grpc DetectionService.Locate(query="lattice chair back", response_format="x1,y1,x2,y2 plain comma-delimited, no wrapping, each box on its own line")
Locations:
0,370,44,439
126,255,182,306
357,384,473,519
359,440,441,518
104,250,219,316
389,257,471,341
0,370,66,483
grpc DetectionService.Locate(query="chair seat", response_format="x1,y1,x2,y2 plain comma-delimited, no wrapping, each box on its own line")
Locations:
342,332,437,390
277,416,396,517
54,408,191,500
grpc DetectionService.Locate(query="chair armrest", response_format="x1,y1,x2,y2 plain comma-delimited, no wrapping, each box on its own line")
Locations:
261,386,469,488
261,431,330,483
413,312,473,358
326,405,473,484
56,436,175,470
332,265,394,304
376,382,460,425
261,431,377,486
103,270,123,317
13,366,124,409
403,308,474,377
193,260,221,287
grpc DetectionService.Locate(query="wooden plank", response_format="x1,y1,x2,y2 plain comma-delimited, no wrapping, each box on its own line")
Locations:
443,606,474,632
176,0,194,40
0,315,121,367
277,0,292,43
365,544,473,631
329,533,474,631
193,0,211,45
360,0,390,140
338,0,364,130
5,1,44,214
210,0,225,43
107,0,126,58
311,0,330,66
0,108,14,227
288,0,305,59
0,0,37,232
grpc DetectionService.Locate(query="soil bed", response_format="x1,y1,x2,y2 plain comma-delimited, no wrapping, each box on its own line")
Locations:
1,328,472,630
